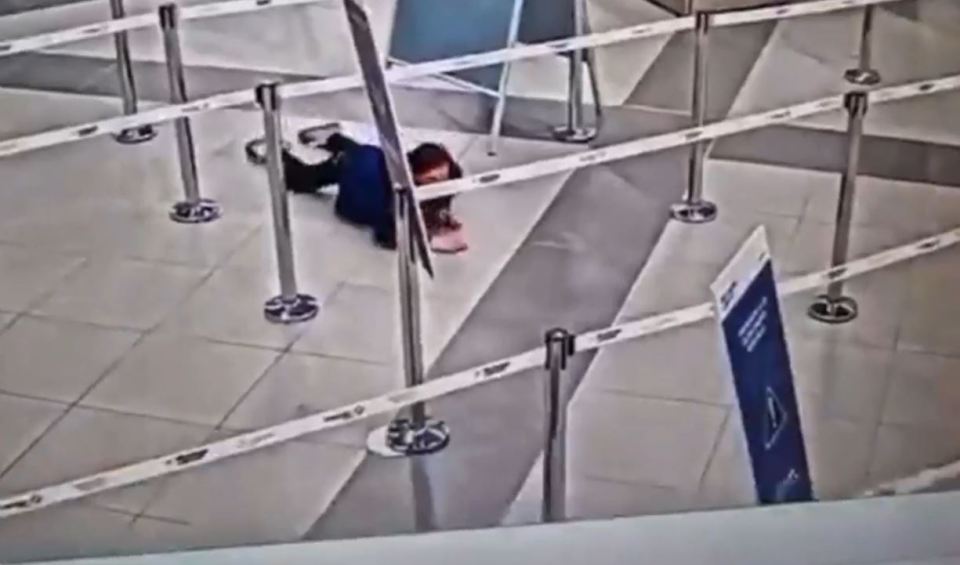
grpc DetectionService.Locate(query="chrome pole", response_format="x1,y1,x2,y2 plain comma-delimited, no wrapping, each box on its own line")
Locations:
808,91,867,325
340,0,448,457
487,0,526,155
255,82,320,325
542,328,574,523
110,0,155,144
159,3,221,224
670,11,717,224
844,5,881,87
552,0,596,143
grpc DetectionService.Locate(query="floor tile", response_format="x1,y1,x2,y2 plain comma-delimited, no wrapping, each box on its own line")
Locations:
159,266,321,350
882,351,960,431
291,284,402,366
31,258,209,331
869,422,960,485
696,411,757,510
898,248,960,357
580,323,734,407
567,390,727,492
797,411,875,500
0,503,137,563
0,393,65,474
223,353,401,449
804,177,942,239
790,337,894,425
109,215,261,268
617,255,717,320
781,262,911,350
0,244,83,311
223,219,353,281
503,455,697,526
655,210,799,270
0,406,211,514
0,316,140,403
704,159,822,219
83,333,278,426
780,218,913,276
141,439,363,547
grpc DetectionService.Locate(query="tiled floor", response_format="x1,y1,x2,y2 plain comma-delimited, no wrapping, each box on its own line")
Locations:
0,81,578,559
503,160,960,525
1,0,960,561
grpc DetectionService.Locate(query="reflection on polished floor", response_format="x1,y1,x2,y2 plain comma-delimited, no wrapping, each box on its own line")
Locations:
0,0,960,561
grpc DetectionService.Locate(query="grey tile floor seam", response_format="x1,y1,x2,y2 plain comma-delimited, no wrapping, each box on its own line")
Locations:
0,53,309,102
4,52,960,196
0,331,151,482
713,125,960,189
625,19,778,119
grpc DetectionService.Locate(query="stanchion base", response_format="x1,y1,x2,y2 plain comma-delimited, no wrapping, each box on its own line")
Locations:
551,126,597,144
113,125,157,145
844,68,881,87
367,417,450,458
670,200,718,224
169,199,222,224
807,294,859,324
264,293,319,324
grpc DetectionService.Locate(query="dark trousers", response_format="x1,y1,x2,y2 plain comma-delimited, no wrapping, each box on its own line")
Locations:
282,133,358,194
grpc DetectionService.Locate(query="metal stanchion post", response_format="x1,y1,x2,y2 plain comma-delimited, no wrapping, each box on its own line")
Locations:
381,185,450,455
110,0,155,144
808,91,867,324
338,0,448,457
844,5,881,87
670,11,717,224
542,328,574,523
487,0,525,155
552,0,597,143
255,82,320,325
159,3,221,224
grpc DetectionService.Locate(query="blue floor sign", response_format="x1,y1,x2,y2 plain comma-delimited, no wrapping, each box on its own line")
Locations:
710,227,814,504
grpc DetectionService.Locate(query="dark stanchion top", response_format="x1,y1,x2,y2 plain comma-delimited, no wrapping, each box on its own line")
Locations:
255,82,281,111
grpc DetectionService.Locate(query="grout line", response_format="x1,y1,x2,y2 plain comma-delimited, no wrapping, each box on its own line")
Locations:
582,385,732,410
578,470,690,495
695,408,734,498
132,281,351,523
0,387,72,407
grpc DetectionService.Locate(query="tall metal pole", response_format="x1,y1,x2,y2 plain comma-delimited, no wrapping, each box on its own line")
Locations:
340,0,448,457
159,3,221,224
487,0,525,155
808,91,867,325
110,0,155,144
844,6,881,87
255,82,320,325
542,328,574,523
670,11,717,224
552,0,596,143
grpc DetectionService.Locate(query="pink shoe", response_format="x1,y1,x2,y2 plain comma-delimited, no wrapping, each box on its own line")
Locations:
430,227,468,254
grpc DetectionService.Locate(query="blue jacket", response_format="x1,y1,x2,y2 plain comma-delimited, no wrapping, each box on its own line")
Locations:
334,144,396,248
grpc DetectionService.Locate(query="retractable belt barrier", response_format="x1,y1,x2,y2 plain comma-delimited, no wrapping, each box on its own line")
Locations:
0,0,898,59
1,225,957,520
0,0,911,160
0,0,953,519
0,0,337,58
418,73,960,200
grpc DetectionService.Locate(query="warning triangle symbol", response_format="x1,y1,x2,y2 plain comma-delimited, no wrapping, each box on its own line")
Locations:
764,387,789,450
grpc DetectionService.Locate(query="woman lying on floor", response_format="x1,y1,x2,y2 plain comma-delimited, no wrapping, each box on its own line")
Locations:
246,124,467,254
